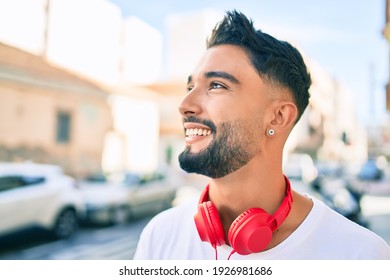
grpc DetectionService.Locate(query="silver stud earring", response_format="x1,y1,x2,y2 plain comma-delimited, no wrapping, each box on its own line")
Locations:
267,129,275,136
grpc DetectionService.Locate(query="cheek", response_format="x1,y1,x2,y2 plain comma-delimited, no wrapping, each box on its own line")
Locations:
202,99,234,123
202,94,267,129
205,100,255,123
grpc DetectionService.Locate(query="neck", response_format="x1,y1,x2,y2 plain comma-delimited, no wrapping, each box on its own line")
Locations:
208,154,287,225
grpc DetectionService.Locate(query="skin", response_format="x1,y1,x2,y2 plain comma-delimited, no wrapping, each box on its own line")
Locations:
178,44,313,250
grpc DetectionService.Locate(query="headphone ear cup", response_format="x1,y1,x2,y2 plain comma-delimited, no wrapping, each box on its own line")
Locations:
194,201,226,248
228,208,273,255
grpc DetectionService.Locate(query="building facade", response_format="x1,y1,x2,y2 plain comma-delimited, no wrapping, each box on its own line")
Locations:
0,43,112,177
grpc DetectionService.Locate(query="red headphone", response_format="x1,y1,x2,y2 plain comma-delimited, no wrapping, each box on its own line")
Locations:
194,176,293,255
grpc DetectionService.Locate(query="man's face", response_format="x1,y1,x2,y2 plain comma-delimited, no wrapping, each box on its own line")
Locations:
178,45,273,178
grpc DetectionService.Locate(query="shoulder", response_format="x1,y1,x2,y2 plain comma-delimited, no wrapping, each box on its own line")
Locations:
310,197,390,259
133,198,198,259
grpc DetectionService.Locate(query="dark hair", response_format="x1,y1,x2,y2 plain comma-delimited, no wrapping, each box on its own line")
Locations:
207,10,311,122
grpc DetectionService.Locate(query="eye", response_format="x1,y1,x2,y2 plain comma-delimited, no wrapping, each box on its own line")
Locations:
210,82,226,90
186,85,194,92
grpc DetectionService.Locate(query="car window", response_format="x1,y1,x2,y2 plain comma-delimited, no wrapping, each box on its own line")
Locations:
22,176,46,185
0,176,45,192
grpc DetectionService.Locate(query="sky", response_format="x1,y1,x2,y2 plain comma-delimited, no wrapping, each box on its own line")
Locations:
108,0,388,125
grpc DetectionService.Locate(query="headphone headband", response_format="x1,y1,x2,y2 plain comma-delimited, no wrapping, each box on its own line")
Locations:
269,176,293,230
198,176,293,226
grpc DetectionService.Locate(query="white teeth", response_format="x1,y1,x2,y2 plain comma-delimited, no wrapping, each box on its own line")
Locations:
185,128,211,137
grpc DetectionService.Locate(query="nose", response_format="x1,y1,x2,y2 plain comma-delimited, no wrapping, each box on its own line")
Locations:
178,90,202,118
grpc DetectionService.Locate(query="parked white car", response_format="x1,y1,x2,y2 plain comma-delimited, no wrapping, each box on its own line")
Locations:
0,162,85,239
79,172,177,226
79,175,129,226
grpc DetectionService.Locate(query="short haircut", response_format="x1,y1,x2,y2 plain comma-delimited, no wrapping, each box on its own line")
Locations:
207,10,311,122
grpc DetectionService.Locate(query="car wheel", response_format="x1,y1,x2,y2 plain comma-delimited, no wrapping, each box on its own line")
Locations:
110,206,128,225
53,208,78,239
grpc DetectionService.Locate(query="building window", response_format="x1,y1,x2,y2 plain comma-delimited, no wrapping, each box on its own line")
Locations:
56,111,71,143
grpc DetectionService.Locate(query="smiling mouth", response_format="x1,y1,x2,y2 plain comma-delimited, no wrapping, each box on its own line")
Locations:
183,123,213,145
185,128,212,137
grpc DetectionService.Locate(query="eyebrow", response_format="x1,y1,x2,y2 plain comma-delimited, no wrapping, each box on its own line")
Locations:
187,71,240,85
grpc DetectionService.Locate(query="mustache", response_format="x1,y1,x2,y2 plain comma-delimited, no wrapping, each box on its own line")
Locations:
183,116,217,134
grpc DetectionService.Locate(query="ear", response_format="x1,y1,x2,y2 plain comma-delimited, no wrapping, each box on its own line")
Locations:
269,101,298,132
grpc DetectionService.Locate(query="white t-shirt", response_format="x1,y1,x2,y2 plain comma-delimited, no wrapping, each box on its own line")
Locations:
134,196,390,260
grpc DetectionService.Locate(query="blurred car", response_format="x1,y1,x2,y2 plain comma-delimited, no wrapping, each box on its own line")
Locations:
357,158,384,181
78,174,129,226
0,162,85,239
283,155,365,226
283,153,318,184
79,171,177,226
311,163,365,225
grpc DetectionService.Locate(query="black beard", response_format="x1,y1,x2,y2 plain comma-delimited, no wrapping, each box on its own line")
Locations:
178,119,258,179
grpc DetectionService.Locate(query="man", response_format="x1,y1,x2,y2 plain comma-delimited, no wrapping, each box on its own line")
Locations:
134,10,390,259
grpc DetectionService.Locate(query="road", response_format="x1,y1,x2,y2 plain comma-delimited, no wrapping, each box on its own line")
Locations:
0,217,151,260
